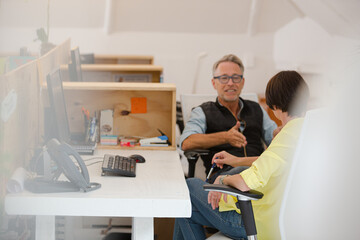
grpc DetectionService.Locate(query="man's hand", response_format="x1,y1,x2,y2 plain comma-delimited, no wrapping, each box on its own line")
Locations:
226,121,247,148
182,121,247,150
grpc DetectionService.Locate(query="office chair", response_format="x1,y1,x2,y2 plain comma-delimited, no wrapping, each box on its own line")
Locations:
180,93,259,178
203,184,263,240
202,109,324,240
277,108,358,239
176,101,185,134
179,94,217,178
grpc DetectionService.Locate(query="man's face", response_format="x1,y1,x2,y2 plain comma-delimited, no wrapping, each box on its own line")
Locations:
212,61,245,103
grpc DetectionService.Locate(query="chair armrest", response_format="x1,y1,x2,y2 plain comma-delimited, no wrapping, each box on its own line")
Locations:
184,149,210,178
184,149,209,160
203,184,263,201
204,184,263,237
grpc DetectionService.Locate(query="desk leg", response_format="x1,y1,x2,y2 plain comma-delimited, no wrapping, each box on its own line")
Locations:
36,215,55,240
132,217,153,240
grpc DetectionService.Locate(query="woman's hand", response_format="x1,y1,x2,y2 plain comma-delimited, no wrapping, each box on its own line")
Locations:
207,191,222,209
207,176,228,209
212,151,239,168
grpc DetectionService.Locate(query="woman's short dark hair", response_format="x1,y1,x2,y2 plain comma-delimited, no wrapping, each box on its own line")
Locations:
266,71,310,117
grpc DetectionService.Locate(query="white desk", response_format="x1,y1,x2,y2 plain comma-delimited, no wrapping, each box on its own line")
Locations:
5,149,191,240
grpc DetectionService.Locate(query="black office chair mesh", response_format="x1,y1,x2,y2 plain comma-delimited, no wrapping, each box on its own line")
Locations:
203,184,263,240
176,101,185,134
184,149,209,178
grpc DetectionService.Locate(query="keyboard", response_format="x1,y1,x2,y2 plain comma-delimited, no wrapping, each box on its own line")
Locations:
101,154,136,177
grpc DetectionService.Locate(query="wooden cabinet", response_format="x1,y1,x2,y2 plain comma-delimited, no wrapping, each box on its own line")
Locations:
62,82,176,150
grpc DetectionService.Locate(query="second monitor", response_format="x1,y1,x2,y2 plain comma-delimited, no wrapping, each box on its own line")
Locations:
68,46,83,82
46,68,96,154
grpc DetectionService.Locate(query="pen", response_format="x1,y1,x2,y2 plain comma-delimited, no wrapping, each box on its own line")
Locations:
89,116,96,142
81,107,90,120
206,163,217,183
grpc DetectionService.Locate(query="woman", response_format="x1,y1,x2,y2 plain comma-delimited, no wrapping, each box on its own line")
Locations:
173,70,310,240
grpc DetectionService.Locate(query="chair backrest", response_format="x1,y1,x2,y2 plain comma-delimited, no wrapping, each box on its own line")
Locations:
279,108,360,239
180,94,217,125
180,93,258,125
208,108,329,240
240,92,259,103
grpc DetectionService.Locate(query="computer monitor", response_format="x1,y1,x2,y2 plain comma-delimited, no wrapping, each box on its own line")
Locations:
80,53,95,64
46,68,72,143
69,46,83,82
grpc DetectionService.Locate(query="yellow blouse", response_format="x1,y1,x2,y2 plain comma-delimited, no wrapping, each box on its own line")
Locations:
219,118,304,240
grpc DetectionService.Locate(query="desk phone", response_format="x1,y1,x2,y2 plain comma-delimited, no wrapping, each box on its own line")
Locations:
102,154,136,177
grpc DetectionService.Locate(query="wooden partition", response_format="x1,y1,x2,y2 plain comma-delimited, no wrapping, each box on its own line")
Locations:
37,38,71,85
61,82,176,150
0,60,40,202
0,39,71,183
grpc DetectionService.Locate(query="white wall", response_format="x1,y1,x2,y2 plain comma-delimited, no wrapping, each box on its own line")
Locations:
0,27,277,99
273,17,360,108
1,0,359,102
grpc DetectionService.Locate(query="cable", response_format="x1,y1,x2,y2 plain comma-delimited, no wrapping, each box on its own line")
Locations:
83,157,103,162
82,157,103,167
86,161,103,167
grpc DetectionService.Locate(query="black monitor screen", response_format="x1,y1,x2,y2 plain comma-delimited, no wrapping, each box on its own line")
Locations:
46,68,71,143
69,47,83,82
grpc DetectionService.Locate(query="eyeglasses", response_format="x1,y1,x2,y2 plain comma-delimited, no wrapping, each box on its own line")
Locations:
213,74,243,84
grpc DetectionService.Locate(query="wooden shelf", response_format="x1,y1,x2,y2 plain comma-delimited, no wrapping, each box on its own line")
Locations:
94,55,154,64
62,81,174,91
97,144,175,151
81,64,162,72
79,64,163,83
60,82,176,150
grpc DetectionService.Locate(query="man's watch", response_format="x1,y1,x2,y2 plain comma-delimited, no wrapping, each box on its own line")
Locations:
219,175,229,185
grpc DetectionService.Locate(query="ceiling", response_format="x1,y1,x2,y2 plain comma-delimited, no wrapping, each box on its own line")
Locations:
111,0,302,34
292,0,360,40
0,0,359,39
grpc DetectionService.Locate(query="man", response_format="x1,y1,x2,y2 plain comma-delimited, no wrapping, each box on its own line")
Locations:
180,54,277,179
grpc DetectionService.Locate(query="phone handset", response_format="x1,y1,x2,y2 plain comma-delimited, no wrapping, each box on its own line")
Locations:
46,139,100,192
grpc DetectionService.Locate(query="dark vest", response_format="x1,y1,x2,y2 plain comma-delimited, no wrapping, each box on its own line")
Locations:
200,97,264,173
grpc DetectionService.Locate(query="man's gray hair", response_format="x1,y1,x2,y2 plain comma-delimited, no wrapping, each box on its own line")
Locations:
212,54,245,76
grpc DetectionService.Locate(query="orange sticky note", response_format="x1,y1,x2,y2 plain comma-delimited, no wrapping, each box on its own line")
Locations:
131,97,147,113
